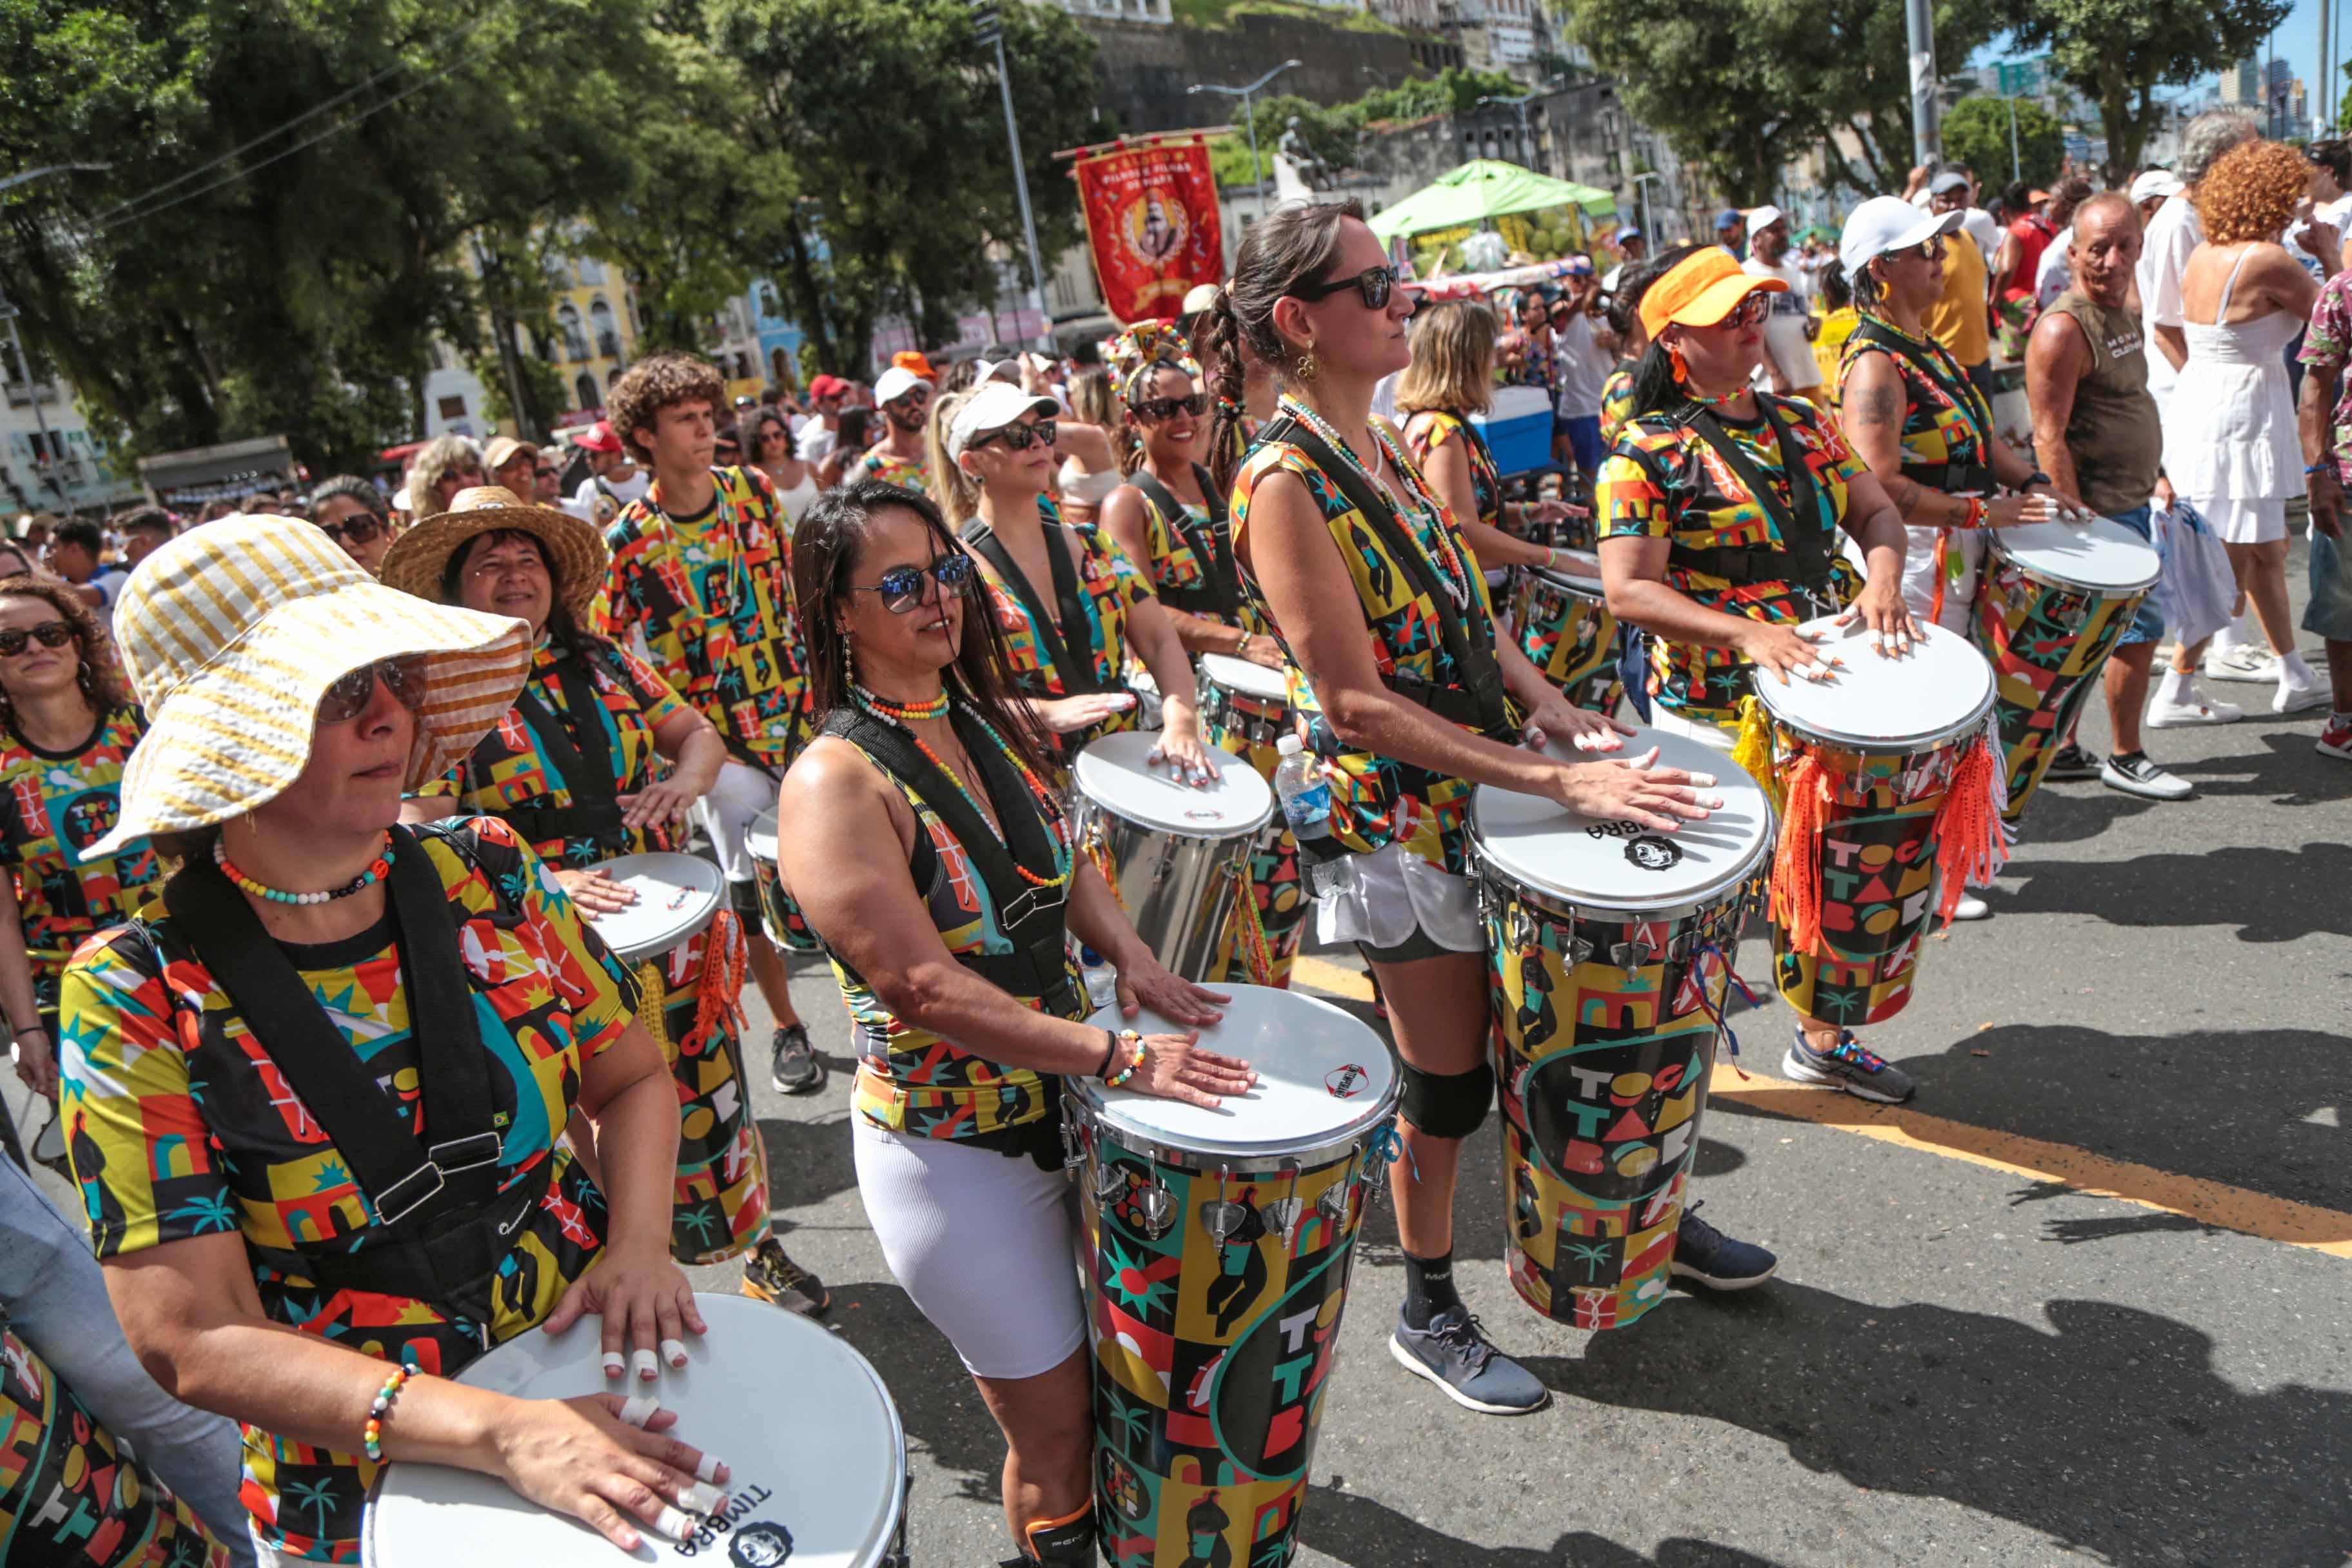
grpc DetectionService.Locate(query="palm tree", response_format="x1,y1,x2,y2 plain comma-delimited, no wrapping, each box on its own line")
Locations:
164,1192,239,1235
282,1475,345,1541
1565,1239,1616,1280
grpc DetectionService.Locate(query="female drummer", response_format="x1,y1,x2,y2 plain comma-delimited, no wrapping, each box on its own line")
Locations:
60,516,720,1564
1393,299,1588,578
1835,195,2080,638
381,485,830,1317
0,577,159,1173
1201,200,1723,1417
1593,246,1923,1104
926,382,1217,779
778,479,1250,1568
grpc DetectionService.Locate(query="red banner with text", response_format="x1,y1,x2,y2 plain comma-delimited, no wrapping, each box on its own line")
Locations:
1074,138,1225,326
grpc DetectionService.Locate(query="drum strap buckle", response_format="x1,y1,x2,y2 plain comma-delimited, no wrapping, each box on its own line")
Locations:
999,882,1065,930
375,1132,505,1227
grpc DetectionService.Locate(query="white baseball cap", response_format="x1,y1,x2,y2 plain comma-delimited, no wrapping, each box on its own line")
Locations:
2130,168,2185,204
873,366,926,405
1745,204,1787,239
947,382,1060,460
1839,195,1963,276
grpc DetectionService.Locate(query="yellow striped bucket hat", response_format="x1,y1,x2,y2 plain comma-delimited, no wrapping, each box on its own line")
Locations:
88,512,532,858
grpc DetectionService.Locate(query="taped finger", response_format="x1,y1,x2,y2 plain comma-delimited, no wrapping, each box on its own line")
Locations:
660,1337,689,1369
620,1395,660,1430
631,1348,659,1383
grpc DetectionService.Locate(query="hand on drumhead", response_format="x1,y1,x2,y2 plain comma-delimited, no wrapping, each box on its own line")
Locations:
1034,692,1137,735
556,867,639,915
1145,720,1220,789
1988,492,2068,528
1835,574,1921,658
545,1243,705,1384
1523,692,1633,755
1551,754,1722,832
618,780,697,831
1740,621,1841,684
1114,950,1228,1028
489,1394,729,1553
1126,1032,1258,1108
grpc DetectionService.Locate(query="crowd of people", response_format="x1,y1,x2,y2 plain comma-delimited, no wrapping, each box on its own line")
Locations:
0,103,2341,1568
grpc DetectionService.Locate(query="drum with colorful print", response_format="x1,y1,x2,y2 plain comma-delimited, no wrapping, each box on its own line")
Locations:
1509,555,1622,715
366,1292,909,1567
1749,616,2003,1030
1195,654,1306,990
1471,725,1772,1329
1072,729,1275,983
1068,985,1397,1568
745,808,823,954
1971,516,2160,821
583,850,724,965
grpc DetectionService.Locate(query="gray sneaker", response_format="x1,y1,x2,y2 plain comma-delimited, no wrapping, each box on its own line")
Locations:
770,1023,826,1095
1389,1306,1550,1415
1781,1027,1917,1104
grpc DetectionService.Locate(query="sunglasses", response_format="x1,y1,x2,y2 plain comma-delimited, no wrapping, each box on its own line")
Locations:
1897,237,1948,263
0,622,74,658
1291,264,1398,311
977,420,1057,452
1134,393,1208,421
852,552,976,614
318,514,386,547
1711,293,1771,329
888,387,932,408
318,656,427,724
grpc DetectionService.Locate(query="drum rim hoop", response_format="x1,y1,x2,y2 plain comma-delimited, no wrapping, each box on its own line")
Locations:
587,850,727,965
1467,830,1774,919
1197,651,1292,702
1759,683,1995,756
1068,1093,1401,1170
1986,517,2162,594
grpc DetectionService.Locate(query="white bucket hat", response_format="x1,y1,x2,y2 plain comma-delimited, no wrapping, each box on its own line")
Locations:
89,512,532,857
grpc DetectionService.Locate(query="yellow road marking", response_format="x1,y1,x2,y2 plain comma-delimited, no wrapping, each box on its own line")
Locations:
1287,952,2352,1258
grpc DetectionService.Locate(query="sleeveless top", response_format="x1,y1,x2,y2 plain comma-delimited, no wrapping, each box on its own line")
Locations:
2043,291,2162,514
849,447,928,496
1402,408,1503,530
1127,462,1254,628
1232,397,1507,876
962,496,1155,752
1840,313,1996,505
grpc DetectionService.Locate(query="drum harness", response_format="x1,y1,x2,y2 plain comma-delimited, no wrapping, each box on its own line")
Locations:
1845,318,1999,496
957,516,1114,699
465,640,632,850
155,823,553,1347
1128,465,1244,625
1666,395,1845,634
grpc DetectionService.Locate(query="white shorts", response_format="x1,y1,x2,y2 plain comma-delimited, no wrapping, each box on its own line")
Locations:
2195,493,2288,546
852,1120,1089,1380
1312,841,1484,959
695,760,779,885
1647,703,1738,754
1900,525,1988,634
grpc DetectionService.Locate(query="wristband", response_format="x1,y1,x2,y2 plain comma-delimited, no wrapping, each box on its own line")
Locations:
1102,1030,1148,1089
1096,1027,1120,1079
1963,496,1986,529
2024,470,2052,491
2307,462,2336,478
362,1360,421,1462
10,1024,44,1039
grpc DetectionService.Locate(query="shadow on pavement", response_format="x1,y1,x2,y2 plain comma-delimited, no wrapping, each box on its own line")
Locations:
1519,1284,2351,1568
1996,839,2352,942
756,1108,859,1211
1299,1485,1787,1566
2162,729,2347,808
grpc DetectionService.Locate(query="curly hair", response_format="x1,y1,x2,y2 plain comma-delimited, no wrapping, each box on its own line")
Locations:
2196,140,2309,244
607,352,727,464
406,435,483,518
0,573,132,717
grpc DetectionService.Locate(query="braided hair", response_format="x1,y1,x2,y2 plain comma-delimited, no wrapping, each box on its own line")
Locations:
1202,199,1364,495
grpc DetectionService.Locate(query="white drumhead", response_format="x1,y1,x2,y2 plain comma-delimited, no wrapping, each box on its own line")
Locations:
1752,616,1994,750
1990,514,2161,593
1531,554,1604,599
366,1294,904,1567
584,851,724,965
1198,651,1288,704
747,808,778,866
1076,985,1396,1160
1471,725,1771,913
1073,728,1273,839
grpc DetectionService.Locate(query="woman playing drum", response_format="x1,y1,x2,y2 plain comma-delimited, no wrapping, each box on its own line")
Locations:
382,485,830,1317
1202,200,1722,1416
1594,246,1925,1104
776,480,1248,1567
60,516,721,1564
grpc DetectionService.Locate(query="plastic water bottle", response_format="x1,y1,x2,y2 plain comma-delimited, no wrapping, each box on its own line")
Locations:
1273,735,1358,899
1078,945,1121,1012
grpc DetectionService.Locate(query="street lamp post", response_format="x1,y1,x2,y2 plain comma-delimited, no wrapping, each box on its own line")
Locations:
1631,169,1660,244
973,1,1055,349
1188,60,1302,217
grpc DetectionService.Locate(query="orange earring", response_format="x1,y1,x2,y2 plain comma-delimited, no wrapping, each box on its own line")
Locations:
1667,339,1690,385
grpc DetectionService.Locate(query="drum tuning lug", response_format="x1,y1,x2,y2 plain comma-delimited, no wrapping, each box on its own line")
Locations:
1201,1197,1246,1245
1611,939,1654,977
1667,931,1696,962
1060,1120,1084,1171
1093,1156,1126,1200
1317,1180,1349,1222
1139,1182,1175,1239
1567,935,1596,967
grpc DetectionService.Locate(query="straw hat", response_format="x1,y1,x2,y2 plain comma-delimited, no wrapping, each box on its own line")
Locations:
377,485,609,622
87,513,532,857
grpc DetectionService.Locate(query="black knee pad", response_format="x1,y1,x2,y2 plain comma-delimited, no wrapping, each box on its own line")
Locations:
727,877,762,921
1398,1059,1495,1139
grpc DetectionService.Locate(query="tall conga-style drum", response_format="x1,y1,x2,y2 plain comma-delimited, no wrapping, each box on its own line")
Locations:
1072,729,1275,982
1195,653,1306,989
1069,986,1397,1567
1471,727,1772,1330
1509,553,1622,715
1745,618,2002,1029
366,1293,909,1567
744,807,822,953
1970,516,2161,821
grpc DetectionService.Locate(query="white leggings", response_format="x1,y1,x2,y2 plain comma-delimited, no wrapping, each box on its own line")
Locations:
852,1119,1090,1380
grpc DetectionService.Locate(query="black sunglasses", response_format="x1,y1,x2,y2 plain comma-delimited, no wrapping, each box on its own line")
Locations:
318,656,427,724
852,553,977,614
318,514,386,547
0,622,74,657
1133,393,1208,421
977,420,1057,452
1291,264,1397,310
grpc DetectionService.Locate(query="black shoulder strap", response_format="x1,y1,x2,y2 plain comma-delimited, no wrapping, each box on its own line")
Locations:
1260,413,1509,736
1130,467,1243,623
1849,317,1998,452
1681,399,1836,594
959,518,1106,695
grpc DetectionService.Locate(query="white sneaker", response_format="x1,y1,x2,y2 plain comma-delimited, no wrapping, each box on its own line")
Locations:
2275,676,2331,714
2146,692,2244,727
1951,893,1992,921
2100,752,2195,799
2202,646,2281,682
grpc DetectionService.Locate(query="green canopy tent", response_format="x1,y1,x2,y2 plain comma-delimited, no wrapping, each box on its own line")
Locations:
1367,159,1617,242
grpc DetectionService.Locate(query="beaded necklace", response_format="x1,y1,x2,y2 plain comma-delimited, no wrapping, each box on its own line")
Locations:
849,687,1070,890
852,686,950,723
216,833,395,906
1280,394,1473,611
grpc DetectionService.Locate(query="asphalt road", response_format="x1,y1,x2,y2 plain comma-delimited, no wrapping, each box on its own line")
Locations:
8,547,2346,1567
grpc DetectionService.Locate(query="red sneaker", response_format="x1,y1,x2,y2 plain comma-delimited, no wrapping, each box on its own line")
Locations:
2320,713,2352,761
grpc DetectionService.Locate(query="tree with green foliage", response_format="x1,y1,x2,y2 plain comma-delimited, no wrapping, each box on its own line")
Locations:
1941,95,2066,190
1220,67,1529,180
709,0,1107,375
2009,0,2291,183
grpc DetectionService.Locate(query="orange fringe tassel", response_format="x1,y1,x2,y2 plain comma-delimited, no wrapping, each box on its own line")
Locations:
692,909,751,1046
1769,752,1832,955
1930,728,2010,928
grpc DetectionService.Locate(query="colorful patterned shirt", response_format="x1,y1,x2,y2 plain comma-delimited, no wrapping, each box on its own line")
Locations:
1403,408,1503,529
1839,314,1994,505
968,497,1155,751
1234,400,1505,874
415,635,689,867
593,464,812,772
850,447,930,495
1128,474,1259,634
59,819,636,1560
2301,270,2352,483
0,707,160,1010
1502,325,1558,395
1598,364,1638,446
1596,398,1864,725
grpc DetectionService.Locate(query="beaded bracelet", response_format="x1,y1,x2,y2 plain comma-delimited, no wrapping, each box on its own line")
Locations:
363,1361,422,1462
1102,1031,1148,1090
1962,496,1987,529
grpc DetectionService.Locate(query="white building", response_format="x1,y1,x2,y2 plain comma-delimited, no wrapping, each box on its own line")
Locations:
0,340,141,518
1041,0,1172,23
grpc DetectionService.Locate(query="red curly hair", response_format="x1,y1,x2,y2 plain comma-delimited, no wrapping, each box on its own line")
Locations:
2195,140,2309,245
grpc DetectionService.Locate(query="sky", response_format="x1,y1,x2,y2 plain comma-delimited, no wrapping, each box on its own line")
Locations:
1966,0,2344,129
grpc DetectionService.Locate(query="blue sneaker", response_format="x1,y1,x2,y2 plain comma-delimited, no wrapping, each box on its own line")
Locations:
1781,1026,1917,1103
1669,1200,1778,1291
1389,1305,1551,1415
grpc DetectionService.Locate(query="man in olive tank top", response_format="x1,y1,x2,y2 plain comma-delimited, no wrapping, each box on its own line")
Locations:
2026,191,2193,801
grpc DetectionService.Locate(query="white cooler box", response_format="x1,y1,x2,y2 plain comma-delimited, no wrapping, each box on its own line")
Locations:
1471,385,1553,476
